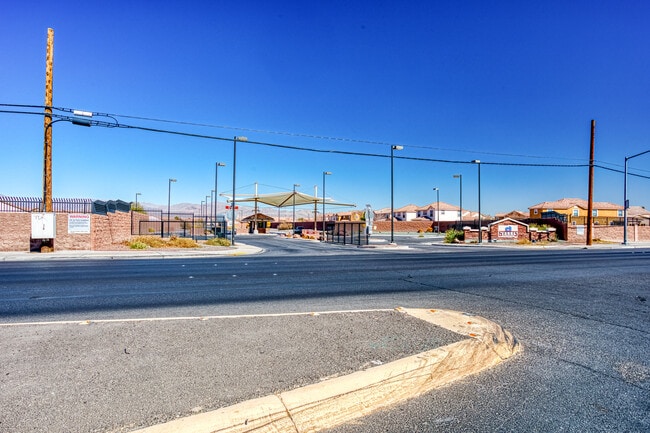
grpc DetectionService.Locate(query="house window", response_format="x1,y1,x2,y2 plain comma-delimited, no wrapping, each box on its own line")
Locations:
618,210,623,217
592,209,598,217
572,209,579,217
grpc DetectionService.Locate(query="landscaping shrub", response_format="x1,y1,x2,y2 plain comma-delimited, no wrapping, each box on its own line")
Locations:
444,229,464,243
205,237,231,247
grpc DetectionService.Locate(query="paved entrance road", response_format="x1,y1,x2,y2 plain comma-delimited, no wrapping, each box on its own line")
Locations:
1,239,649,432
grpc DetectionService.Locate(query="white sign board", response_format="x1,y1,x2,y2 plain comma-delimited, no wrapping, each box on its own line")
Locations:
68,213,91,234
497,224,518,238
31,213,56,239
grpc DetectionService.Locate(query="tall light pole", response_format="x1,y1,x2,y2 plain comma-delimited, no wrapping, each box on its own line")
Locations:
624,149,650,245
134,192,141,211
215,162,225,236
390,145,403,243
293,183,300,232
167,178,176,237
322,171,331,241
471,160,482,243
433,187,440,234
453,174,462,229
231,137,247,245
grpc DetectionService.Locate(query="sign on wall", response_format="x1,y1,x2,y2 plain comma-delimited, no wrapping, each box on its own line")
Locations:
31,213,56,239
68,213,91,234
498,224,518,239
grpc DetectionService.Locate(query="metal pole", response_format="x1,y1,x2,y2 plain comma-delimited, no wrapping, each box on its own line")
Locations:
454,174,462,229
437,188,440,234
167,178,176,237
323,171,331,241
135,192,141,211
390,145,403,243
586,120,595,246
231,137,247,245
215,162,225,237
623,149,650,245
293,183,300,232
472,160,482,243
232,138,237,245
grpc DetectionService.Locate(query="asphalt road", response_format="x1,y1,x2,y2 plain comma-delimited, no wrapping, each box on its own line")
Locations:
1,237,649,432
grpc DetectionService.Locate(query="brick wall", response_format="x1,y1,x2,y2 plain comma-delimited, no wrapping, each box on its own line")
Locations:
0,211,133,252
567,225,650,243
0,213,31,251
373,221,434,233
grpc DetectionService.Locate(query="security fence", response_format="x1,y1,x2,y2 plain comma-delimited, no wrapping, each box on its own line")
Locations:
131,209,227,240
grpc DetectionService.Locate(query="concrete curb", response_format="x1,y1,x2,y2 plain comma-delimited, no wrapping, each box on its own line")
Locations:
0,243,263,261
130,307,521,433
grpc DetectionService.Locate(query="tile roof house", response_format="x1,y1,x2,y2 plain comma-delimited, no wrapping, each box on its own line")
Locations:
627,206,650,226
416,201,462,222
529,198,623,225
393,204,419,221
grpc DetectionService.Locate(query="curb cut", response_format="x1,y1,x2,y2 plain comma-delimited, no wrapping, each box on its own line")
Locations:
130,307,521,433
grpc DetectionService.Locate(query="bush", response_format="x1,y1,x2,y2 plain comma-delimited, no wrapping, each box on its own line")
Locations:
130,236,166,248
205,237,231,247
168,237,199,248
444,229,464,243
129,241,148,250
277,223,293,230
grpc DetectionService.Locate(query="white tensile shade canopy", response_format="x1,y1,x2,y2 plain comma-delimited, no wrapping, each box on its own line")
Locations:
223,191,355,208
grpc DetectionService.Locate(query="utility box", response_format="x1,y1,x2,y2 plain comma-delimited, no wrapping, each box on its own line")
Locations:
31,213,56,239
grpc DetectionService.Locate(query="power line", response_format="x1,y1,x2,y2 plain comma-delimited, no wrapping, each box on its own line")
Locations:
1,105,647,175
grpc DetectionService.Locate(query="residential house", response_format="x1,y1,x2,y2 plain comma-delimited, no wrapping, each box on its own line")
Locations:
393,204,419,221
627,206,650,226
416,201,462,222
494,210,528,220
529,198,623,225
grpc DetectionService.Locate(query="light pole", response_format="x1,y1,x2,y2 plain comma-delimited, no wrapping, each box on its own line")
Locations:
471,160,482,243
293,183,300,232
390,145,403,243
215,162,225,237
167,178,176,237
453,174,462,229
433,187,440,234
624,149,650,245
231,137,247,245
322,171,331,241
134,192,141,211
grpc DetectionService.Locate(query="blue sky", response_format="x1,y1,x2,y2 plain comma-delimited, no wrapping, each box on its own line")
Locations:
1,1,649,216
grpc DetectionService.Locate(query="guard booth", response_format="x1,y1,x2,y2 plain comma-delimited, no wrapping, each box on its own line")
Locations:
212,214,228,238
242,213,274,234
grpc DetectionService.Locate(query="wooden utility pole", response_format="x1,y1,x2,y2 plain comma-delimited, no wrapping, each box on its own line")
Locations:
42,28,54,212
586,120,595,246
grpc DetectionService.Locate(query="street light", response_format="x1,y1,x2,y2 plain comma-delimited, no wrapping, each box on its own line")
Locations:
390,145,403,243
167,178,177,237
293,183,301,233
624,149,650,245
433,187,440,234
231,137,247,245
453,174,462,229
215,162,226,237
471,160,482,243
322,171,332,241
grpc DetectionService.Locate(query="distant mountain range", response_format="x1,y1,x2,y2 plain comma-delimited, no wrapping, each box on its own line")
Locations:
138,202,315,220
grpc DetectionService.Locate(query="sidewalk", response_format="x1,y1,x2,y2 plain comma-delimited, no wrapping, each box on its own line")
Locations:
0,242,263,261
